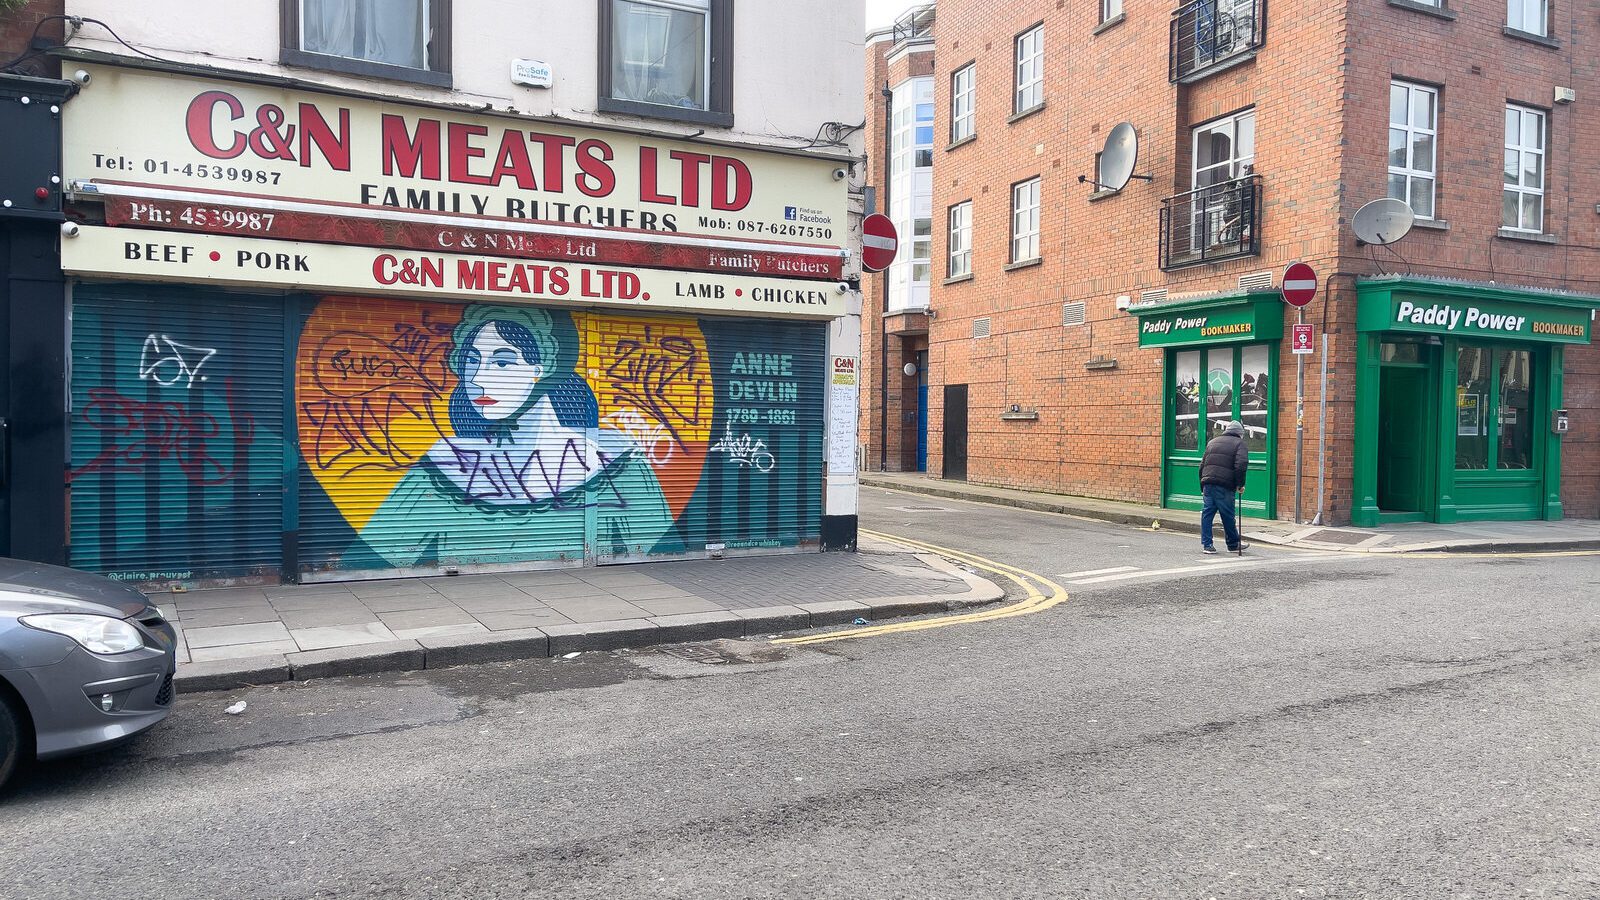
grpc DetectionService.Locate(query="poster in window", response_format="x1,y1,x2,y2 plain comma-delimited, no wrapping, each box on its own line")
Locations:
1457,393,1481,436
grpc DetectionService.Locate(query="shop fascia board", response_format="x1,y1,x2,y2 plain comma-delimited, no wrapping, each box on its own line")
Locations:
1355,276,1600,313
46,48,860,165
1356,276,1600,343
1126,288,1280,316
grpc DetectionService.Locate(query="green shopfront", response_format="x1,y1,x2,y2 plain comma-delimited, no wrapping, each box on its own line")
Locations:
1134,292,1283,519
1352,278,1598,526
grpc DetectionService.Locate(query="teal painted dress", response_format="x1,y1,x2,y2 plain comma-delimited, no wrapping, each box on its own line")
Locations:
352,397,674,568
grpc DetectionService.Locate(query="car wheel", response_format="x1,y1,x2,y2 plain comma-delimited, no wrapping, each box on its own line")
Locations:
0,691,22,793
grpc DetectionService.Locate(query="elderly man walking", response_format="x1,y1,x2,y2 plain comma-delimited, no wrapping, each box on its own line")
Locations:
1199,420,1250,555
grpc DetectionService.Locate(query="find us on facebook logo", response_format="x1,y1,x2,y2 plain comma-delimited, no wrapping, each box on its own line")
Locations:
784,206,798,220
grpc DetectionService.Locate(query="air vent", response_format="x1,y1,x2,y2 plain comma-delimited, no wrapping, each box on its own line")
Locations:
1239,270,1274,291
1139,288,1168,304
1062,301,1087,327
972,316,992,339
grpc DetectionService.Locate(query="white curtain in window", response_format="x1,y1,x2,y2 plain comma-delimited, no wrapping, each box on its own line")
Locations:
303,0,427,70
612,0,709,109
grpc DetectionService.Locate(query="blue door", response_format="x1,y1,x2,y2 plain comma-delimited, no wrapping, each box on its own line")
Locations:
916,384,928,472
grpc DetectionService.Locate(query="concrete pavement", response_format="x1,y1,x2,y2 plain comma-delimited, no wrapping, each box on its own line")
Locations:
862,470,1600,552
159,544,1004,692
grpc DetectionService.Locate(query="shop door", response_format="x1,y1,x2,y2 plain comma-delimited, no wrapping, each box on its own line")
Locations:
1162,344,1276,517
69,288,286,585
943,384,968,481
1377,367,1429,514
624,316,826,561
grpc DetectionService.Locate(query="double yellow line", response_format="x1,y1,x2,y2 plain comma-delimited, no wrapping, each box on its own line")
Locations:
771,529,1069,646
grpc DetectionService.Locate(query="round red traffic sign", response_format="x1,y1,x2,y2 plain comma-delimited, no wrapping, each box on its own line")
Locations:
861,213,899,273
1281,262,1318,307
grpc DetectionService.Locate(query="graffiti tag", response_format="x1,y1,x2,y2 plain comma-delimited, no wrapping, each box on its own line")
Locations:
441,440,628,509
138,334,217,388
605,327,706,455
710,424,776,473
71,382,255,486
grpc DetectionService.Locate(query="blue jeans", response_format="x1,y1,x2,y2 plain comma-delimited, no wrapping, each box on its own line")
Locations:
1200,483,1241,550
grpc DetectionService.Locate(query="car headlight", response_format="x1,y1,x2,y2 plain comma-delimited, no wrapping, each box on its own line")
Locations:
20,614,145,654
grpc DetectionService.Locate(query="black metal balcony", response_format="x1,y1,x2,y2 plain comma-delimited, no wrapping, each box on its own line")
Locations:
1159,175,1262,270
1169,0,1266,83
892,3,936,46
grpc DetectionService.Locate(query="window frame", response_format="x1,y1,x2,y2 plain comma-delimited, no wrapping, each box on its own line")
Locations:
1013,24,1044,115
1503,103,1546,233
1101,0,1124,23
1506,0,1548,37
947,201,973,279
597,0,734,128
1190,107,1257,189
1388,80,1440,221
950,63,976,144
281,0,453,87
1009,177,1041,263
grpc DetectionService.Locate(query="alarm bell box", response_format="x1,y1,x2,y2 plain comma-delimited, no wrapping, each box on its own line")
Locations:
0,75,73,222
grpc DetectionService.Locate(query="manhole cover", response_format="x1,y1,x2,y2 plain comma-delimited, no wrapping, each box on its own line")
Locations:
658,641,792,666
662,645,731,665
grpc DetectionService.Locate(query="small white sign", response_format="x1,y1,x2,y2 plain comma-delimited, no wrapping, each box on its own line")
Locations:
511,59,553,88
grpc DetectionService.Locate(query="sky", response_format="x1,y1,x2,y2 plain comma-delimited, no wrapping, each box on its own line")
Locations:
865,0,925,32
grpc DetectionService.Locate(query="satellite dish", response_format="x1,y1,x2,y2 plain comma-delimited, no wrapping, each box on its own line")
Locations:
1077,122,1152,192
1352,197,1415,246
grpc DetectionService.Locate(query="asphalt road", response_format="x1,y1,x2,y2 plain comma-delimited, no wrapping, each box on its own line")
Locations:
3,486,1597,899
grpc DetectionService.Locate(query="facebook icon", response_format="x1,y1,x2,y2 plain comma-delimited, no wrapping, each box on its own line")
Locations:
784,206,798,220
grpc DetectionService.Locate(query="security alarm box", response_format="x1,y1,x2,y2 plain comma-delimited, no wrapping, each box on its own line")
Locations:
0,76,73,221
1552,409,1570,434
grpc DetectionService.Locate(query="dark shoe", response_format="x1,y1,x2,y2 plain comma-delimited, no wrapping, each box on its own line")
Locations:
1202,546,1218,555
1228,542,1250,553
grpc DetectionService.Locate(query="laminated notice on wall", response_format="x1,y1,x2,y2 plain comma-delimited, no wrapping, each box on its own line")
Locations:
827,356,859,474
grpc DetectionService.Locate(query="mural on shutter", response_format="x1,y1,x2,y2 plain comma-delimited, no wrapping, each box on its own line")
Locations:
68,290,285,585
293,298,824,576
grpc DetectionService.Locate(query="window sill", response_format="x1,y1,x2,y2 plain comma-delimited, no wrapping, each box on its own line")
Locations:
1497,228,1557,244
1007,101,1046,125
1093,13,1126,35
596,96,734,129
1174,50,1258,85
1004,257,1043,272
947,134,977,152
1410,218,1451,231
1502,26,1559,49
1088,187,1122,202
943,272,974,286
280,48,452,88
1386,0,1456,20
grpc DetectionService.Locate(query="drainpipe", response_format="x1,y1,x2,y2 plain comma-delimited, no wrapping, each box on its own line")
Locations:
878,81,892,472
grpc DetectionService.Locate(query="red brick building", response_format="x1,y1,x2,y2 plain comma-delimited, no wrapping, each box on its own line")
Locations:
862,0,1600,526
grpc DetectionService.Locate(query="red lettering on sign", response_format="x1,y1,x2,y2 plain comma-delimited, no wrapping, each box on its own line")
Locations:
712,156,752,211
576,139,615,198
639,147,673,204
489,131,537,190
382,115,441,180
298,104,351,171
447,123,492,186
669,150,711,207
186,91,248,159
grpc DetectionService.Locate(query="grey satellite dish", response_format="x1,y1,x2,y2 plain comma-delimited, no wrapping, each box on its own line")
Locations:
1352,197,1415,246
1078,122,1152,192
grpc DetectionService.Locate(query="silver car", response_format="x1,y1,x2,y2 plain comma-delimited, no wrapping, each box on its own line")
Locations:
0,557,178,791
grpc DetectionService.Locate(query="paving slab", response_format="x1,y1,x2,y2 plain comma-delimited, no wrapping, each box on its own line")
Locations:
166,589,270,610
183,621,293,650
375,606,476,631
421,626,549,668
189,640,300,663
473,610,574,632
542,597,650,623
520,581,625,602
277,605,380,630
290,622,398,652
358,593,460,613
452,592,556,614
267,592,361,612
345,580,443,600
392,622,490,641
174,654,292,693
176,605,285,629
632,596,726,616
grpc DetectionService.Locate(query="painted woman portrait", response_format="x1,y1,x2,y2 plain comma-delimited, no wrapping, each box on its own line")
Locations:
354,304,675,568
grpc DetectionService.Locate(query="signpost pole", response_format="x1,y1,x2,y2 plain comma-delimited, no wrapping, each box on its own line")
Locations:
1295,306,1305,524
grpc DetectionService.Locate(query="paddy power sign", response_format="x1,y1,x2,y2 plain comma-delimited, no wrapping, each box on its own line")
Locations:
62,64,846,245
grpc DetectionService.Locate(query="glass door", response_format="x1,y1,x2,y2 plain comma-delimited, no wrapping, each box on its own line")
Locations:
1449,341,1544,519
1163,342,1276,518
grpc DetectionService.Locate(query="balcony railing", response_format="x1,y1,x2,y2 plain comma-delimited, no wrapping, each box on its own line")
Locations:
892,3,936,45
1159,175,1262,270
1169,0,1266,82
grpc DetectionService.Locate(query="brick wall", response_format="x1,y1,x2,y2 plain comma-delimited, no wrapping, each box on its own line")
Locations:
0,0,65,75
861,0,1600,524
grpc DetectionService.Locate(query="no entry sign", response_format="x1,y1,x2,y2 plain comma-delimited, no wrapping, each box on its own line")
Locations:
1281,262,1318,307
861,213,899,272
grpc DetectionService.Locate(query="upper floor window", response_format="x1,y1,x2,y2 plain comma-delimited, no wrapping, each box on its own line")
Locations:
1193,109,1255,188
1388,81,1437,220
1014,25,1044,114
951,64,976,143
1503,105,1545,232
284,0,451,86
1507,0,1547,36
599,0,733,127
889,78,935,311
1102,0,1124,22
948,201,973,278
1011,178,1041,262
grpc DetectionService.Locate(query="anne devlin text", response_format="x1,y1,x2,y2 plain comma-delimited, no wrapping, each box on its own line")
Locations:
358,185,679,231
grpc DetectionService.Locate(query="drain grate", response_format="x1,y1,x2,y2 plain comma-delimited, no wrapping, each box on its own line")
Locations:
1304,528,1376,546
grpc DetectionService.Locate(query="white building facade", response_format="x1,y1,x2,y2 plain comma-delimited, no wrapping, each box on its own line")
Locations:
45,0,865,586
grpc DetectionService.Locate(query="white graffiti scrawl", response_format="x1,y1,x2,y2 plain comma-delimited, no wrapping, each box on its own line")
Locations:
139,334,217,388
710,424,776,473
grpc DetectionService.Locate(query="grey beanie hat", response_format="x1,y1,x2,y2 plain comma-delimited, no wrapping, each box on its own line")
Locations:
1224,420,1245,436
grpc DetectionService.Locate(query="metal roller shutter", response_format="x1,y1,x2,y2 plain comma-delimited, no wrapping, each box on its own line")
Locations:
68,287,285,585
